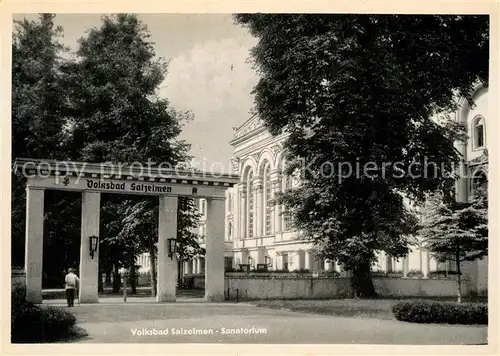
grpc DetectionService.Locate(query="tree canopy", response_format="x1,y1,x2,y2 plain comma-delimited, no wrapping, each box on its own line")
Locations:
235,14,489,297
421,185,488,263
12,14,68,268
12,14,203,289
420,184,487,302
62,13,191,164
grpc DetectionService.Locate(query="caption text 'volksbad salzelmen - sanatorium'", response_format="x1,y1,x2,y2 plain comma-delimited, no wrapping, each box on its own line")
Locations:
130,326,268,336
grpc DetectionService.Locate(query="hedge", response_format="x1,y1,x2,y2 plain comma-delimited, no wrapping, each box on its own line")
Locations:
392,300,487,325
11,286,78,343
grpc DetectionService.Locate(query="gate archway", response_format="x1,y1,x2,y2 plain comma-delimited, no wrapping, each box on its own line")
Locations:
14,158,238,304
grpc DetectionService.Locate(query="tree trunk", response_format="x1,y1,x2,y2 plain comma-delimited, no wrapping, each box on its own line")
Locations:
98,265,104,292
105,269,112,286
149,243,157,297
455,247,462,304
112,263,120,292
177,260,183,284
351,261,377,299
128,252,137,294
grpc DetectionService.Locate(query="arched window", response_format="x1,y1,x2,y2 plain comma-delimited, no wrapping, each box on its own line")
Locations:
473,116,486,149
247,171,254,237
263,164,272,235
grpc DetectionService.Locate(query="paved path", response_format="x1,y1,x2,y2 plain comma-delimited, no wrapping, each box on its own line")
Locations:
45,300,487,344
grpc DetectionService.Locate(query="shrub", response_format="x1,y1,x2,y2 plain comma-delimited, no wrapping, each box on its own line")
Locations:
291,269,311,274
392,300,487,325
326,270,341,278
11,286,77,343
429,270,459,278
407,270,423,278
372,270,404,278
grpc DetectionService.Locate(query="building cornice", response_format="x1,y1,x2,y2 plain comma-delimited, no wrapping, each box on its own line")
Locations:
467,149,489,167
234,134,288,162
230,125,268,147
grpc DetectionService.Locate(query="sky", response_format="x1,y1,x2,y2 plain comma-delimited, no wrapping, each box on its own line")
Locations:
13,13,259,173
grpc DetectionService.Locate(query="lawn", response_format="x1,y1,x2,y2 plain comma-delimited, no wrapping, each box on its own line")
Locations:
249,297,488,320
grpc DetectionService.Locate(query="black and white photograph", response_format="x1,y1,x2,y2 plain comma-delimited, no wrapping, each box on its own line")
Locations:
3,0,498,352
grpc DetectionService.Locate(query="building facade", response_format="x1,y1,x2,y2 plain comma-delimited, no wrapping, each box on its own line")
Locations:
452,84,489,294
157,85,489,294
205,85,487,281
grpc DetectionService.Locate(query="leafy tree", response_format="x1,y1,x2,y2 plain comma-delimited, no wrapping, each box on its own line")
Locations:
103,196,204,295
420,185,488,303
176,197,204,282
12,13,201,290
11,14,70,276
42,192,82,288
108,198,157,295
112,199,145,294
62,13,190,164
12,13,67,160
100,196,133,292
235,14,489,297
59,13,200,294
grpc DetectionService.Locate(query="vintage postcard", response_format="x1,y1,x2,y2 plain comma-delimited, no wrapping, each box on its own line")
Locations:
1,1,498,355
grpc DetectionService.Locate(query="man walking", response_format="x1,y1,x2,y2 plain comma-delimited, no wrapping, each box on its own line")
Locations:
64,268,80,307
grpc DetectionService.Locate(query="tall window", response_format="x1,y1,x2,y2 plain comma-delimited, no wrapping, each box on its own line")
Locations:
228,193,232,212
248,172,254,237
224,257,233,271
265,256,272,269
473,116,486,149
264,164,272,235
282,253,289,271
283,175,293,231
